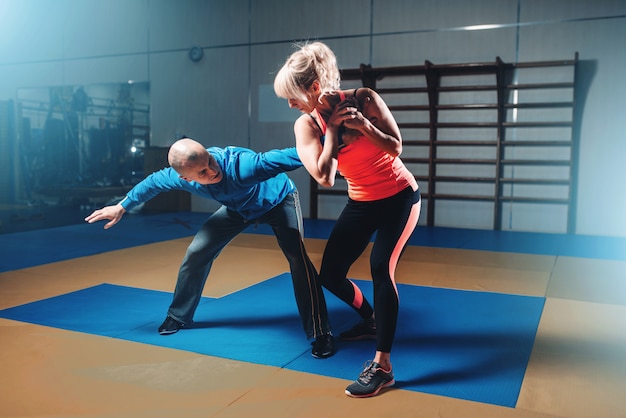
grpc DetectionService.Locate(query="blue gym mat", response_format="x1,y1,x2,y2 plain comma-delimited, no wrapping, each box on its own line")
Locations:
0,213,206,272
0,274,544,407
2,211,625,273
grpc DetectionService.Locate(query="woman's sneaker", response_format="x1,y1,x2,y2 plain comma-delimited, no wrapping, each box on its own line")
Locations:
345,361,395,398
339,318,376,340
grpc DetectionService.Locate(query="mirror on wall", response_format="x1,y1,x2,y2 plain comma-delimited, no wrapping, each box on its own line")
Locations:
0,82,150,234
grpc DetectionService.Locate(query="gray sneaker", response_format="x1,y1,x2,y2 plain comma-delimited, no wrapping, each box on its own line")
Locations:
345,361,395,398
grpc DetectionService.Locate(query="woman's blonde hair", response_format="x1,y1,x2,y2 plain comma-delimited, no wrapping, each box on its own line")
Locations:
274,41,341,103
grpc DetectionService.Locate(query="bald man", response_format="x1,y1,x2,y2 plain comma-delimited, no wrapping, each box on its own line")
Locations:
85,138,335,358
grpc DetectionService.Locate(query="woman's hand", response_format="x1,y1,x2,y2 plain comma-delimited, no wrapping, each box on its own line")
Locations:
328,96,362,130
325,96,364,146
339,89,402,156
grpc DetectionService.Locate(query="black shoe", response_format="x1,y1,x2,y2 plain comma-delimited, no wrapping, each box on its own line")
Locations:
311,333,335,359
340,318,376,341
158,315,184,335
345,361,395,398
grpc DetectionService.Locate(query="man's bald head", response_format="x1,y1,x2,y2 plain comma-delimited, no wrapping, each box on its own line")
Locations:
168,138,208,171
167,138,223,185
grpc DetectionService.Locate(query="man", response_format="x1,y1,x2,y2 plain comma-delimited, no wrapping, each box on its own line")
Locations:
85,138,335,358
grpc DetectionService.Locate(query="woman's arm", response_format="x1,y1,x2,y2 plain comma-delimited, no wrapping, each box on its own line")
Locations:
294,114,339,188
342,88,403,157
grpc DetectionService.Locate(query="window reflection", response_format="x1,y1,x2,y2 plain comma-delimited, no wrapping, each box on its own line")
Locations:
0,82,150,234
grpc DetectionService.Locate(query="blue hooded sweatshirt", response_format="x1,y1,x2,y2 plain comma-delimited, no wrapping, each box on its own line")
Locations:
119,146,302,220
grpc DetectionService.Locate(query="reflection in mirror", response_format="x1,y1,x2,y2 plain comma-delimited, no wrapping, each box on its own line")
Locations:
0,82,149,234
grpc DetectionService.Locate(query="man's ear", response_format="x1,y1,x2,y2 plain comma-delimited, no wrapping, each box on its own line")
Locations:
179,175,191,182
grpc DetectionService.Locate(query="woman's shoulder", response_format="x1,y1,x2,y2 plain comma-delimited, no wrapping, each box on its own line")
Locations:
352,87,381,113
295,113,319,130
353,86,376,100
295,112,314,125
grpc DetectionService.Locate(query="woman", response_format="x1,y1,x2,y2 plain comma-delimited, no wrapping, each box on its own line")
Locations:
274,41,421,397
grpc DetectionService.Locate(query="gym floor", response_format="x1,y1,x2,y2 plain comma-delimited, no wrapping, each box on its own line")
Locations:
1,213,625,417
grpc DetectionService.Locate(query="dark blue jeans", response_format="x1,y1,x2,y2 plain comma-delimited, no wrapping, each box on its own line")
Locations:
168,191,331,339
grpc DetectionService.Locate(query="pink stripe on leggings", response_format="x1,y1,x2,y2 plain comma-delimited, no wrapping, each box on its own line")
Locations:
350,280,364,308
388,202,421,297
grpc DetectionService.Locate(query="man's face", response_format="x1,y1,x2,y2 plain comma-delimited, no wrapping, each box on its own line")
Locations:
178,151,223,185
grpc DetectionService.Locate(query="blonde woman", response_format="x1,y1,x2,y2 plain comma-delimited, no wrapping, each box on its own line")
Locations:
274,42,421,397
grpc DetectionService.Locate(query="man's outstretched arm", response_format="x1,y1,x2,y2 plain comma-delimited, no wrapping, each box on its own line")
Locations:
85,167,182,229
237,147,303,182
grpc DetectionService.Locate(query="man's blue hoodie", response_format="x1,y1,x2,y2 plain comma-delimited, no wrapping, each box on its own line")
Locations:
120,146,302,220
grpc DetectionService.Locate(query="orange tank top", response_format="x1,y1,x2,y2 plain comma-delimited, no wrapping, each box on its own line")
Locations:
313,90,417,201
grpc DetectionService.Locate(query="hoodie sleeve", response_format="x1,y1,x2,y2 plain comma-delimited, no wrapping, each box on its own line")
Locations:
234,147,303,183
119,167,185,211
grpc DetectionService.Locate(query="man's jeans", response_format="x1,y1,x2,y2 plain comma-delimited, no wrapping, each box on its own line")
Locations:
167,191,331,338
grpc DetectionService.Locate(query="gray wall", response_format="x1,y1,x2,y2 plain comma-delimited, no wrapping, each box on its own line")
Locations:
1,0,624,237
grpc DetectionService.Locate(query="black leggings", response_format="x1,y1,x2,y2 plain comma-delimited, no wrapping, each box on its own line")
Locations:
320,187,421,353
